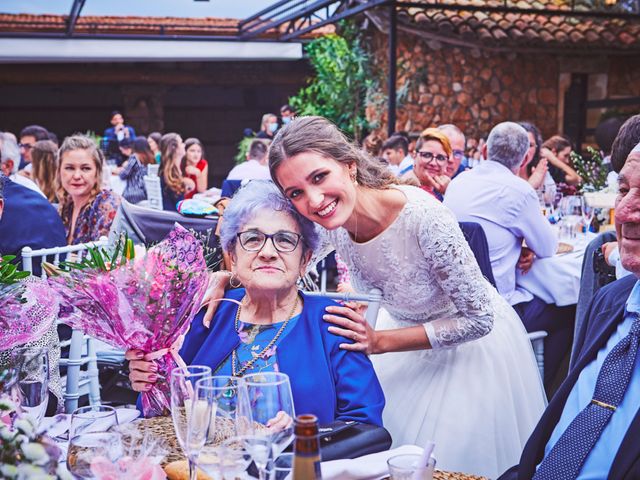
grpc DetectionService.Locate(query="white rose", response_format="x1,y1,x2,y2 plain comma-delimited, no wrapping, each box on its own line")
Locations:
16,463,50,479
0,464,18,478
21,442,49,463
56,464,74,480
14,418,35,436
0,426,17,441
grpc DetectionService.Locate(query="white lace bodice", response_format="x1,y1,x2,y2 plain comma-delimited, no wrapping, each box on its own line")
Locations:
318,185,496,348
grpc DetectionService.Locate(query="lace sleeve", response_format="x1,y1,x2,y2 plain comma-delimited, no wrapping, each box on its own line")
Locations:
417,205,495,348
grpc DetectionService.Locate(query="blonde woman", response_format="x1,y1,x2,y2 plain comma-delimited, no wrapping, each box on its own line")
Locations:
31,139,58,203
159,133,194,211
56,135,120,244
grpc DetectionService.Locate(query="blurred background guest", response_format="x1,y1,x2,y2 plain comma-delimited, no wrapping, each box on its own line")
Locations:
438,124,467,177
414,128,452,201
280,103,296,125
57,135,120,244
182,137,208,199
541,135,581,186
226,139,271,181
147,131,162,164
30,139,59,204
518,122,555,193
382,134,412,176
18,124,50,173
119,137,156,204
362,132,384,159
159,133,193,211
256,113,278,139
0,132,43,196
102,110,136,167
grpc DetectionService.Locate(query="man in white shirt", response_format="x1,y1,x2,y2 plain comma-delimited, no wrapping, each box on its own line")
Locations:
226,139,271,181
444,122,573,392
382,135,413,176
0,132,44,196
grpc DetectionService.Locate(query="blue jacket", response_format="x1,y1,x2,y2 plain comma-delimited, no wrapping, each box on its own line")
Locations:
0,177,66,275
179,288,385,426
499,275,640,480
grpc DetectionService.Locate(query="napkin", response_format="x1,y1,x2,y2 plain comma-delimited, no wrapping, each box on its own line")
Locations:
321,444,424,480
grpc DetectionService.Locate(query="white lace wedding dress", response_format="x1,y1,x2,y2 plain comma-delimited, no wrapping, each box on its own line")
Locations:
321,185,546,479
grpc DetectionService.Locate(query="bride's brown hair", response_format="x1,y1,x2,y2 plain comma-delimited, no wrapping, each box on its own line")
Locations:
268,116,397,191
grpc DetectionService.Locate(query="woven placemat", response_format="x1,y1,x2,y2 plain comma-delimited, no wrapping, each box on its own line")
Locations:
434,470,487,480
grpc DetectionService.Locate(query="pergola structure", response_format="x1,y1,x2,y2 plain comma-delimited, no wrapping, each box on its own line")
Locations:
2,0,639,137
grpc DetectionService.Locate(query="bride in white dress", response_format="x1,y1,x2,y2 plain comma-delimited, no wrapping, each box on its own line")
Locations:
266,116,547,479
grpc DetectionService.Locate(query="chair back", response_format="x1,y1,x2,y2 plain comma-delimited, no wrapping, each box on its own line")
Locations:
458,221,497,287
304,289,383,329
22,238,108,412
143,175,163,210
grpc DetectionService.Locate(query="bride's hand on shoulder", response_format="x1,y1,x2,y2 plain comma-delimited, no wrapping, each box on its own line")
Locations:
324,304,377,354
201,270,233,328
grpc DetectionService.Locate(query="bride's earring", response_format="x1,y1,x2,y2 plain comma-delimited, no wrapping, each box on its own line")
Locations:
350,170,358,186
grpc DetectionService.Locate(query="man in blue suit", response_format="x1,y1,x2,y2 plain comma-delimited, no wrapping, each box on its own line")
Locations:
499,146,640,479
0,175,67,275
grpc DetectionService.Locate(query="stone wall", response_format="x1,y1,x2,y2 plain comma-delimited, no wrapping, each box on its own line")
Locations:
366,31,561,140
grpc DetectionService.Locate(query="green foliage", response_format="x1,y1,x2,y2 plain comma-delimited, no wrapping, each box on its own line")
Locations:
234,136,256,165
570,146,609,192
84,130,103,147
0,255,30,285
59,233,134,272
289,22,373,141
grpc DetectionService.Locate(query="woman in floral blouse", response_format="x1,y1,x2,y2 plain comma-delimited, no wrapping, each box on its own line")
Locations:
56,135,120,245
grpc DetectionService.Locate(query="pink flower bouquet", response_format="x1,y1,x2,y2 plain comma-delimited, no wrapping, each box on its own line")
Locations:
0,277,59,350
50,225,209,417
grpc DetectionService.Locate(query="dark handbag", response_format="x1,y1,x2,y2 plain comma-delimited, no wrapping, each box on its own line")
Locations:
318,421,392,461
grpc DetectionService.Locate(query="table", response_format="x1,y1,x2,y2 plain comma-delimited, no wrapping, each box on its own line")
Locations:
516,232,596,307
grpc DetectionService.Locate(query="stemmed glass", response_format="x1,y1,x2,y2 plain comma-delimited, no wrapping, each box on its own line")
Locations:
191,375,254,479
170,365,212,480
581,196,595,233
9,347,49,426
243,372,295,460
559,195,583,240
221,434,272,480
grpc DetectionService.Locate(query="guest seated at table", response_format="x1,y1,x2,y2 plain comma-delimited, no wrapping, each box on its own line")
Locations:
518,122,556,195
159,133,195,211
147,132,162,164
119,137,155,205
127,181,385,426
541,135,581,186
0,132,44,196
182,138,208,199
57,135,121,245
31,139,59,204
444,122,574,394
413,128,452,201
226,139,271,181
498,145,640,480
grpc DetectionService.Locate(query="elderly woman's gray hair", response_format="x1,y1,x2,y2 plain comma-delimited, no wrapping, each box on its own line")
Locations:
219,180,319,254
486,122,529,172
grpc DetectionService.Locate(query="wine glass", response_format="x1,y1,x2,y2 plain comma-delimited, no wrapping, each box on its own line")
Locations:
243,372,295,459
191,375,253,479
170,365,212,480
559,195,583,240
9,347,49,426
70,405,119,439
67,431,123,479
581,196,595,233
221,434,273,480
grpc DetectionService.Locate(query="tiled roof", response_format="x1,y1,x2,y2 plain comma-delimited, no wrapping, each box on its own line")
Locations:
0,13,331,39
389,3,640,52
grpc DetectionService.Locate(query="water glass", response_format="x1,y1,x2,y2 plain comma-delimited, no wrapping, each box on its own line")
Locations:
67,431,123,479
268,452,293,480
70,405,119,439
387,454,436,480
170,365,212,480
243,372,295,458
581,196,595,232
9,347,49,426
220,435,272,480
192,376,253,478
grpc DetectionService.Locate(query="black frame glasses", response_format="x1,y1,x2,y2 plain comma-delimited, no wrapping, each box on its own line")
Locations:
237,230,302,253
417,151,448,164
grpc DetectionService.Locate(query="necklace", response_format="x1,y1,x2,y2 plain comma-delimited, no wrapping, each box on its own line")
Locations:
231,293,300,378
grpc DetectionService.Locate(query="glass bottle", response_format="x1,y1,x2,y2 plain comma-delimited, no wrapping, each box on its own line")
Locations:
292,414,322,480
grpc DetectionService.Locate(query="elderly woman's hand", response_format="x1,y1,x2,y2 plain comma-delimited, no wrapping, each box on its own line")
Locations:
266,411,294,432
324,304,378,354
125,349,159,392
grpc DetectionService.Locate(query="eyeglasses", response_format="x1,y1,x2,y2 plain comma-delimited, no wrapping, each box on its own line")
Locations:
452,149,465,159
237,230,301,253
18,143,34,151
417,151,448,164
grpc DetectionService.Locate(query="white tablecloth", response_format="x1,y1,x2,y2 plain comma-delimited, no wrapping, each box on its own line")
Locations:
516,233,596,307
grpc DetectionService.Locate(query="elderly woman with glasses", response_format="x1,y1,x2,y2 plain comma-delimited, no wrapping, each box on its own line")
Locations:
413,128,453,201
126,180,384,425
